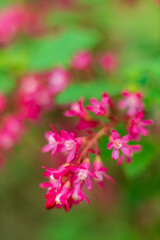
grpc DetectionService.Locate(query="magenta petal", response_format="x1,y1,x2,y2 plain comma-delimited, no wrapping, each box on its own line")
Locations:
143,120,153,126
66,148,76,163
84,194,89,204
117,155,124,165
46,198,55,209
90,98,100,107
112,148,119,160
107,142,113,149
41,144,55,153
136,111,144,119
103,173,115,183
140,127,148,136
121,146,131,156
86,106,96,113
111,130,120,140
51,145,58,155
60,130,69,139
85,176,92,190
121,135,131,143
40,182,52,188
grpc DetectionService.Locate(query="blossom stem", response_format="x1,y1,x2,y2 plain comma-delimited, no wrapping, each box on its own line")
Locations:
76,127,106,165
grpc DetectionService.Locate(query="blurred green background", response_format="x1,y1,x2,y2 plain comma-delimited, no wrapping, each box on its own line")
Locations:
0,0,160,240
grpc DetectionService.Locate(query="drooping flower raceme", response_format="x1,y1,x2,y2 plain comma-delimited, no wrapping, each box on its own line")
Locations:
41,90,152,212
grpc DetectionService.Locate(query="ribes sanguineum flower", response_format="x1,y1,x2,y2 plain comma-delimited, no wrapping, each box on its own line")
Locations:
107,130,131,160
64,98,88,119
128,111,153,141
118,91,143,117
99,52,118,73
64,98,98,130
0,5,24,45
107,130,141,164
70,158,96,190
42,125,82,162
0,114,25,150
93,156,114,186
41,128,62,155
86,93,112,116
69,184,89,205
41,90,152,211
48,68,69,95
71,51,92,70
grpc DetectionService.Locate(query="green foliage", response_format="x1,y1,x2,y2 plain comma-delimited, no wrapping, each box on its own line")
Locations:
0,45,29,73
0,70,16,94
56,80,122,104
123,139,157,178
29,29,100,71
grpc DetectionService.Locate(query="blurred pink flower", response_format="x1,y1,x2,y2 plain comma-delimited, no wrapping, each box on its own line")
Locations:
64,98,88,119
107,130,131,160
118,91,143,117
0,114,25,150
87,93,112,116
0,5,24,44
71,51,92,70
99,52,118,73
128,111,153,141
93,156,114,186
48,68,69,95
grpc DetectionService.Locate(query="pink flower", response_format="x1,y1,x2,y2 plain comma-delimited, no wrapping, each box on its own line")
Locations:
0,93,6,113
69,184,89,205
64,98,88,119
71,159,96,190
48,68,69,95
93,156,114,186
42,125,82,162
128,111,153,141
71,51,92,70
41,127,62,155
99,52,118,73
107,130,132,160
0,5,24,45
44,181,71,210
118,91,143,117
40,163,90,211
60,130,82,162
0,114,25,150
86,93,112,116
17,75,54,121
40,164,70,191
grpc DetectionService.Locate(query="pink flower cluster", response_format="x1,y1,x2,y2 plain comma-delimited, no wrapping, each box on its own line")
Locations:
0,3,46,46
0,67,69,168
41,90,153,211
16,69,69,121
70,50,118,74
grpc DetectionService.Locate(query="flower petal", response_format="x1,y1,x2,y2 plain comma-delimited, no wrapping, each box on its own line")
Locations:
112,148,119,160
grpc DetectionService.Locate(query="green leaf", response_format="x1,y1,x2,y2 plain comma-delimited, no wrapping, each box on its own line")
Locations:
0,44,29,73
29,29,100,71
56,80,122,104
0,71,16,94
123,140,156,178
